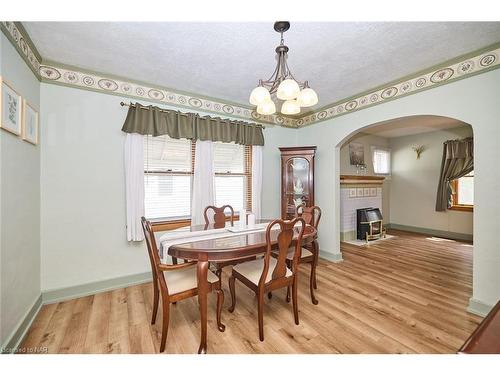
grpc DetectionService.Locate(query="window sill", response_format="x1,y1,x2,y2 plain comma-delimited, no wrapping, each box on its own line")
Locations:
450,205,473,212
150,218,192,232
150,215,240,232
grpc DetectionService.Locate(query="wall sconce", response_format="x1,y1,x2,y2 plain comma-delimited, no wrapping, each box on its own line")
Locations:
412,145,425,159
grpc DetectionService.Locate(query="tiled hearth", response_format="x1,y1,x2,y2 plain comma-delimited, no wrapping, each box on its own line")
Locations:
340,175,385,241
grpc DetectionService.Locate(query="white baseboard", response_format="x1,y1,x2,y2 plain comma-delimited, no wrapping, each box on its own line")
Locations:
320,250,343,263
467,298,493,317
42,272,152,305
1,294,43,354
387,223,473,242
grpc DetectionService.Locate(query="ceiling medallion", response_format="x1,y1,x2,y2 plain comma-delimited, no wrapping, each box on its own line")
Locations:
249,21,318,116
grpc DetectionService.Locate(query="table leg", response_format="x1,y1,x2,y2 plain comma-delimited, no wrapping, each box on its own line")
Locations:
197,258,209,354
310,240,319,305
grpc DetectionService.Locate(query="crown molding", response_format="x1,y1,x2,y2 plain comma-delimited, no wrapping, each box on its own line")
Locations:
1,21,42,80
4,21,500,129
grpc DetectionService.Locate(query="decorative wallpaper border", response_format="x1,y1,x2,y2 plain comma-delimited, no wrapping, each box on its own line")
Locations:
3,21,500,128
38,43,500,128
38,64,296,127
1,21,41,77
297,45,500,126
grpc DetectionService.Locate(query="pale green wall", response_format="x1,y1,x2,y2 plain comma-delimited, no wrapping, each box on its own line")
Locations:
340,133,390,176
389,125,473,235
39,82,292,291
297,68,500,309
0,33,41,347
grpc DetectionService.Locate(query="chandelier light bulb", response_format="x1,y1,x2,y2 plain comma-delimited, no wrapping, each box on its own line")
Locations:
297,87,318,107
277,79,301,100
257,99,276,115
249,86,271,105
281,99,300,115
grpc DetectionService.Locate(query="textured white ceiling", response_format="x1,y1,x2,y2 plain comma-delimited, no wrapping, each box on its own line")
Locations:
362,115,470,138
24,22,500,109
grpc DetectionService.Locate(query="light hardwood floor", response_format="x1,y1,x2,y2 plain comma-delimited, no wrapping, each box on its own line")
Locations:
20,230,481,354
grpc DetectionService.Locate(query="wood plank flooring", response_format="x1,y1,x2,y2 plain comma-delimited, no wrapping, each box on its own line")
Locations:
19,230,481,353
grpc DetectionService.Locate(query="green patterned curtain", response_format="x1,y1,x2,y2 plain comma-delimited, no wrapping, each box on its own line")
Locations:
121,103,264,146
435,137,473,211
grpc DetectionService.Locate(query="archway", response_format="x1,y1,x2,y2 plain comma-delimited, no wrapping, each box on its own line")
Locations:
333,114,474,291
294,73,500,314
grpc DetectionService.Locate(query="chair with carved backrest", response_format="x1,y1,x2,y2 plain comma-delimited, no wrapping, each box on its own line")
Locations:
228,217,306,341
203,205,256,281
141,216,225,353
270,204,321,304
292,204,321,304
203,205,235,229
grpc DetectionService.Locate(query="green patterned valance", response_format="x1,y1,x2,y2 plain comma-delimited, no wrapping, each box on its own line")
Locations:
121,102,264,146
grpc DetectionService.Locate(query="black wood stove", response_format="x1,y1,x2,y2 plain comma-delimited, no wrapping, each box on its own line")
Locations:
356,207,386,242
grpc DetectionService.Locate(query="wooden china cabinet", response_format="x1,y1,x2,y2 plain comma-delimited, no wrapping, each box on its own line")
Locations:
279,146,316,220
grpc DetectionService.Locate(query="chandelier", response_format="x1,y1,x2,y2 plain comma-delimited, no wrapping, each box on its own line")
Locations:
249,21,318,116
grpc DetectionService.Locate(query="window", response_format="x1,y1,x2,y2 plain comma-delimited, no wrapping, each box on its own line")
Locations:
372,148,391,174
144,136,252,221
144,135,194,220
451,171,474,211
213,142,252,213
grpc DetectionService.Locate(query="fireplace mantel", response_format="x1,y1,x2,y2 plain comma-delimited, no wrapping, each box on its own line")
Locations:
340,175,385,185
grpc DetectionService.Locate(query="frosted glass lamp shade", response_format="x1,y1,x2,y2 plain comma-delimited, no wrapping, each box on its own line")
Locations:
257,99,276,115
281,99,300,115
297,87,318,107
249,86,271,105
276,79,300,100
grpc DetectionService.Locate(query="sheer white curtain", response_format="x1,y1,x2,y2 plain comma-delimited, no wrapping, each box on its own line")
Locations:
124,133,145,241
252,145,263,219
191,140,215,225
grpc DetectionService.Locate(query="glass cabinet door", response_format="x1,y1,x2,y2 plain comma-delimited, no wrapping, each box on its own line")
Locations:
285,157,310,216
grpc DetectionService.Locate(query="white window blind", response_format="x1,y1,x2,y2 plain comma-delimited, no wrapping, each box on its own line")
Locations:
372,148,391,174
144,135,191,172
213,142,245,173
143,137,252,221
214,142,248,213
144,135,193,220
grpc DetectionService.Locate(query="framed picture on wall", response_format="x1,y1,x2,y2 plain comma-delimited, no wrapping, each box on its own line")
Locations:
0,78,22,135
349,142,364,165
22,100,39,145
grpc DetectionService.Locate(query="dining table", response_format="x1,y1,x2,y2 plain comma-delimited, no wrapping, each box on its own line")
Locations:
159,219,317,354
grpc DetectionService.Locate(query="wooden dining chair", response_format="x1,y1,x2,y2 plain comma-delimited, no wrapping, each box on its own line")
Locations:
290,204,321,305
203,205,235,229
228,217,306,341
204,204,256,280
269,204,321,305
141,217,225,353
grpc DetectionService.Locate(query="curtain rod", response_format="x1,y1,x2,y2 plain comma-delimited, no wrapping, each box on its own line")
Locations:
119,101,265,129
